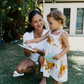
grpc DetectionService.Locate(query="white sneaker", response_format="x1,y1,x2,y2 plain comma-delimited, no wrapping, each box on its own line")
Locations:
13,71,24,77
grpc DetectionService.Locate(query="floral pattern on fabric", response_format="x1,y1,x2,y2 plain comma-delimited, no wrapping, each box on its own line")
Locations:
58,60,67,78
61,45,64,49
41,58,57,73
47,35,58,47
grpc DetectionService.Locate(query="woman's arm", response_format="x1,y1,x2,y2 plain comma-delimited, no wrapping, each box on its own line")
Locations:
53,32,69,60
24,48,45,57
34,48,45,56
24,48,31,57
24,31,49,45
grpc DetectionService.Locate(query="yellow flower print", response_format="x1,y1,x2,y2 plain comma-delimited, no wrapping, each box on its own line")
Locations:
44,64,47,67
41,58,45,67
53,44,56,46
51,63,55,67
45,67,48,70
58,63,67,78
49,40,51,44
48,62,52,69
47,35,59,48
46,60,48,64
56,64,57,68
51,39,54,44
47,36,51,43
50,36,53,38
61,45,64,49
47,36,55,44
65,65,68,68
48,71,50,73
53,44,58,47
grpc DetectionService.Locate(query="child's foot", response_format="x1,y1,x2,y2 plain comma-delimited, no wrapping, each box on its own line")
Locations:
39,80,46,84
39,77,46,84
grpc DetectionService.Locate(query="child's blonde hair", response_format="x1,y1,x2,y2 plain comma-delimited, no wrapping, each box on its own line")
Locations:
47,10,66,26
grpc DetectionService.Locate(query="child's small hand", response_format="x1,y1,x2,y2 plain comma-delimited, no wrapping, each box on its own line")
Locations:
24,40,30,45
53,54,60,60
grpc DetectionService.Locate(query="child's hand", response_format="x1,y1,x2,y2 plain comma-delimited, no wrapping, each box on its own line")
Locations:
24,40,30,45
53,54,61,60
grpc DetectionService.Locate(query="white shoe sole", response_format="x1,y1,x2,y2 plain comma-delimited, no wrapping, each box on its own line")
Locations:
13,71,24,77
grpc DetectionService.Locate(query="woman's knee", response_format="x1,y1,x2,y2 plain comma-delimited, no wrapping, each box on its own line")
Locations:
16,59,36,73
16,65,23,73
16,62,26,73
16,65,28,73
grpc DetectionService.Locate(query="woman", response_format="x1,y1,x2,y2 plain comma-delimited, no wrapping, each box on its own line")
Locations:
13,10,48,77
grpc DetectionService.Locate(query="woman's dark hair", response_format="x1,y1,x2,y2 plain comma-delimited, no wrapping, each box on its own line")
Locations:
26,10,46,32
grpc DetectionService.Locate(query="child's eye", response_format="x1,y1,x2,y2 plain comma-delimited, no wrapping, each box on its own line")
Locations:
50,23,52,25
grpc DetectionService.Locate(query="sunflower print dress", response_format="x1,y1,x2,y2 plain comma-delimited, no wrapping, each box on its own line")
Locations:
40,30,68,82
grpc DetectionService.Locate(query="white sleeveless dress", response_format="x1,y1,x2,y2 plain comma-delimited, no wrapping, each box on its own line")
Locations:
40,30,68,82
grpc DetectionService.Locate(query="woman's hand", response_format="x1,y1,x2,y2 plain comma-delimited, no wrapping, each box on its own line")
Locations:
31,48,39,53
31,48,45,56
53,54,61,60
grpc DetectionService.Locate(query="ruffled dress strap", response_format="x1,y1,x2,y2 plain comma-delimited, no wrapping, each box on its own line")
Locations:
47,30,52,37
56,30,68,38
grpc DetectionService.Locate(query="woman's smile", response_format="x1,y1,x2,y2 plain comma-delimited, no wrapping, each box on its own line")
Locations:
37,25,41,28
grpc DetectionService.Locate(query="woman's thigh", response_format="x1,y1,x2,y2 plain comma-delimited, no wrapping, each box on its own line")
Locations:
17,59,36,70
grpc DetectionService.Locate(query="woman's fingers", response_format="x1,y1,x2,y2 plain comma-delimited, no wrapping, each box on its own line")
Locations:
32,48,38,53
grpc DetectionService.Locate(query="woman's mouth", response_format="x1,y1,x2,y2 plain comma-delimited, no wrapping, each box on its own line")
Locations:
38,25,41,27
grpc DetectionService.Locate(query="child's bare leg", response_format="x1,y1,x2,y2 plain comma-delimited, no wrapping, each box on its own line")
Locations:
53,78,62,84
39,72,46,84
38,55,46,84
53,78,57,84
38,55,44,70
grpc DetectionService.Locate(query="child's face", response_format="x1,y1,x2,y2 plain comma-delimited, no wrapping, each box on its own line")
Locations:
47,17,61,30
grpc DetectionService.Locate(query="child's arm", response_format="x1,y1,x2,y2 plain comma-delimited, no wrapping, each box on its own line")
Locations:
53,32,69,60
24,31,49,45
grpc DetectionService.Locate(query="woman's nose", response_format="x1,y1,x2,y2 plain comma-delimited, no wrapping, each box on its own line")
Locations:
37,22,40,25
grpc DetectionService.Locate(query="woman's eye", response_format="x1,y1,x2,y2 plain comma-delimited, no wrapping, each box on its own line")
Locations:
34,21,37,23
39,20,42,22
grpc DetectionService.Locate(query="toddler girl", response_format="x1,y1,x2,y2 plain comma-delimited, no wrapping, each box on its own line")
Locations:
24,10,69,84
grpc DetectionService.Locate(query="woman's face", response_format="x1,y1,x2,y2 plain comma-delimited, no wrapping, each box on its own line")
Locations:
30,14,44,30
